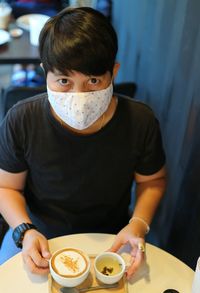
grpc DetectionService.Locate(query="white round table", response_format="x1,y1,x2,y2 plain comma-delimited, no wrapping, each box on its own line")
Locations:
0,233,194,293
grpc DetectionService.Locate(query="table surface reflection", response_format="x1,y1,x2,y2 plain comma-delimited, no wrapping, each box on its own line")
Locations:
0,29,40,64
0,233,194,293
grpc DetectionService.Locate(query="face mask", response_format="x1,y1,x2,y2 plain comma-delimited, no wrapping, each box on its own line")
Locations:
47,83,113,130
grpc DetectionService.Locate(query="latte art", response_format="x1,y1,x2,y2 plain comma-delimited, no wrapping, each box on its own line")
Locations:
51,248,88,277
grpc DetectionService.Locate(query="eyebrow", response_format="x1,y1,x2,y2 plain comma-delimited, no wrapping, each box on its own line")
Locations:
53,71,68,77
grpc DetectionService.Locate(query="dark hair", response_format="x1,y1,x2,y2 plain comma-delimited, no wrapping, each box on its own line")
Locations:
39,7,118,76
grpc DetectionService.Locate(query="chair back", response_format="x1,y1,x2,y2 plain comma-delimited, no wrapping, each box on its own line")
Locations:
0,85,46,121
113,82,137,98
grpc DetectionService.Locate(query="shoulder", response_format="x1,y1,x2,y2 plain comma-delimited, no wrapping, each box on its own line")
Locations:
1,92,48,131
6,92,48,120
117,95,156,122
12,92,47,111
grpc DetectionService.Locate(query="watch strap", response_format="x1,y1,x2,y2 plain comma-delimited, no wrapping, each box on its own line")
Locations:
12,222,37,248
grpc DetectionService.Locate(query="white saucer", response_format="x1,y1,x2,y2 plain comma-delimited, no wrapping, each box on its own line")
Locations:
0,29,10,45
16,13,49,31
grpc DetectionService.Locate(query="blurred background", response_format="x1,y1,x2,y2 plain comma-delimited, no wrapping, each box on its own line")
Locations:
1,0,200,270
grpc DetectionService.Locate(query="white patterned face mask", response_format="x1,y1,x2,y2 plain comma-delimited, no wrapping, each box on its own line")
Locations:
47,83,113,130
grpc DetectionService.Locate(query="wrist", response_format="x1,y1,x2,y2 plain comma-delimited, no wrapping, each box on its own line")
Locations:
128,216,150,237
128,221,146,238
12,223,37,248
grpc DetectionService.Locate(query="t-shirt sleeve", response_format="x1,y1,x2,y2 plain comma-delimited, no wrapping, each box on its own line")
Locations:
135,111,166,175
0,109,28,173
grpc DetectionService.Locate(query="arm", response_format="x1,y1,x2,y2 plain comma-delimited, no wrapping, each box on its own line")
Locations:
109,166,167,279
130,165,167,236
0,169,51,274
0,169,31,227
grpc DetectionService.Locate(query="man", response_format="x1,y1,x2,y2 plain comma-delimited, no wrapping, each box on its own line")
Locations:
0,7,166,279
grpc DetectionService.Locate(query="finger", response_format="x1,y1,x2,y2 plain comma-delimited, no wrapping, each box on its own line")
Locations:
109,239,124,252
129,238,145,256
42,250,51,259
40,242,51,260
130,248,137,258
126,251,145,279
129,242,138,257
31,248,49,268
25,255,50,275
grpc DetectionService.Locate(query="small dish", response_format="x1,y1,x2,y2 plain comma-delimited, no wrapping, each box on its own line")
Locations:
9,28,23,38
94,252,126,284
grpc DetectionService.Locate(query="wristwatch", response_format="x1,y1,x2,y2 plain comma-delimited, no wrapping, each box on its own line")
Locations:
12,223,37,248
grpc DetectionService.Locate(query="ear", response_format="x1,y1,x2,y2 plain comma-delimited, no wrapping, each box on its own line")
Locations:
112,63,120,79
40,63,47,77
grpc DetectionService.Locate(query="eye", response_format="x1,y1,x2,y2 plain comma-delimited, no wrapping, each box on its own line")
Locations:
58,78,69,86
88,78,100,85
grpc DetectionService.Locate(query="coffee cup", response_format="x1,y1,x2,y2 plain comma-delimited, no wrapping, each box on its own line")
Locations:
29,14,49,46
50,247,91,287
94,252,126,284
192,257,200,293
0,2,12,30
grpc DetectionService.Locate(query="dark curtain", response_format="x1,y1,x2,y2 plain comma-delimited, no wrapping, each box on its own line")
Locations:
112,0,200,269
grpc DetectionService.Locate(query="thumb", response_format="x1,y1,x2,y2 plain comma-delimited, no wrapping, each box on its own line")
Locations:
42,250,51,259
109,239,122,253
40,242,51,260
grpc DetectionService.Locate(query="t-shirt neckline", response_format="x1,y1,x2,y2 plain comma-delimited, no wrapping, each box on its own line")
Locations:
45,95,120,140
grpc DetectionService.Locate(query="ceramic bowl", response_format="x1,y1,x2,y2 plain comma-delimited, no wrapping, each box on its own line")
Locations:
94,252,126,284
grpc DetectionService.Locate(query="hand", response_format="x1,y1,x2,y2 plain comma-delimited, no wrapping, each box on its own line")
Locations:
109,224,145,280
22,229,51,275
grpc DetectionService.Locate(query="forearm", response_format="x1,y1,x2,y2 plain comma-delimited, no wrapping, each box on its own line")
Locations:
134,177,166,222
130,177,166,237
0,188,32,228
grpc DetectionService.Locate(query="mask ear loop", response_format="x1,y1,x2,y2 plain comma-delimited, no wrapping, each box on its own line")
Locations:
99,113,105,130
111,76,119,108
111,75,115,87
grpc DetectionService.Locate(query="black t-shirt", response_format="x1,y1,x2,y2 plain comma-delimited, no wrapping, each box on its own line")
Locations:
0,94,165,238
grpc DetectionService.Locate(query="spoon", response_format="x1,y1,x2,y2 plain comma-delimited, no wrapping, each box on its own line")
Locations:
60,283,119,293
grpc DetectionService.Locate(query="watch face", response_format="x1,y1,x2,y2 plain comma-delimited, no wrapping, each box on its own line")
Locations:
12,227,23,248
